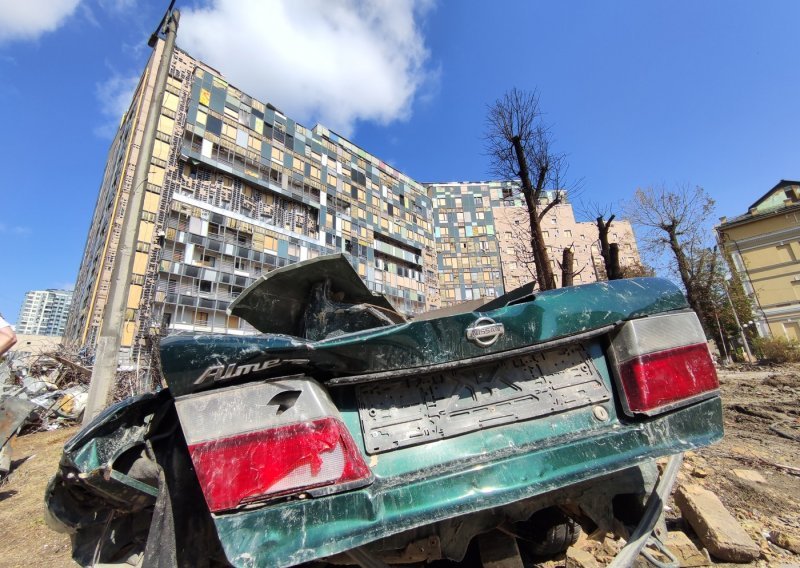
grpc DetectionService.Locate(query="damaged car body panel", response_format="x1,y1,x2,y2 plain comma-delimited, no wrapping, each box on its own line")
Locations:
47,254,724,567
160,255,689,397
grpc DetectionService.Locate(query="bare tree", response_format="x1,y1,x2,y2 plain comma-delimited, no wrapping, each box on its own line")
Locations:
625,184,716,325
485,88,572,290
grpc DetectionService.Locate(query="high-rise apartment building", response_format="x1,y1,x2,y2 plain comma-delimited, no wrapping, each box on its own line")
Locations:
65,43,435,361
65,40,643,361
428,182,641,307
17,289,74,336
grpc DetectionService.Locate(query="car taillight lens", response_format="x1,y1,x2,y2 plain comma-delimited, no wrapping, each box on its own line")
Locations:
175,378,372,513
189,416,370,512
610,312,719,416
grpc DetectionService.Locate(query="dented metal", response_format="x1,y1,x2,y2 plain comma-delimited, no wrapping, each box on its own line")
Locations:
45,262,722,568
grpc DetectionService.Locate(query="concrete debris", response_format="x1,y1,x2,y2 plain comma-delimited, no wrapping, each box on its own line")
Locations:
29,385,88,420
675,484,761,563
732,469,767,483
663,530,712,567
767,530,800,554
565,546,603,568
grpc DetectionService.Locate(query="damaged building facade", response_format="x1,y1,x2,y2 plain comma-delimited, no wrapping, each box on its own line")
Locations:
65,42,641,360
65,44,436,361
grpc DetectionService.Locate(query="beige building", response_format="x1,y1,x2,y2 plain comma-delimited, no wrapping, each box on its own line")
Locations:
717,180,800,340
493,200,640,292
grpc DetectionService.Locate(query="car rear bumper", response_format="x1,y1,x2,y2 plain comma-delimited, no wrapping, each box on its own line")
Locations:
213,396,723,567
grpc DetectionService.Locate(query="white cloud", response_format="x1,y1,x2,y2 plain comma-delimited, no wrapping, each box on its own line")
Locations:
180,0,435,136
0,223,32,236
97,0,137,13
0,0,81,43
94,73,139,137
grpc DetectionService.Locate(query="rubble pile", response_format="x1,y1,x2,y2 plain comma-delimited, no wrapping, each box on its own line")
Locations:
1,345,91,432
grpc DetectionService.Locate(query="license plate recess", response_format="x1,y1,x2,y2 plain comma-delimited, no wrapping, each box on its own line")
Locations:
356,344,610,454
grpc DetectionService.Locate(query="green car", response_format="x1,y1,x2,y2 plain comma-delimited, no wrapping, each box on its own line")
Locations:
46,254,723,567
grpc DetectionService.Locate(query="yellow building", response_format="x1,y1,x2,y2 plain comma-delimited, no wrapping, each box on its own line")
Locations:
717,180,800,340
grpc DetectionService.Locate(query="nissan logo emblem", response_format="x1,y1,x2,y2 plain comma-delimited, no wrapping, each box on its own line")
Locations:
465,317,505,347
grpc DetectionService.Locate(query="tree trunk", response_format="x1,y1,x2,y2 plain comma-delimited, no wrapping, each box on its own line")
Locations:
561,248,574,287
667,226,704,321
608,243,621,280
596,215,615,280
512,136,556,290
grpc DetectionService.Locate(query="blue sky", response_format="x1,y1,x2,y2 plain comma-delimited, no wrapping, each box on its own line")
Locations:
1,0,798,323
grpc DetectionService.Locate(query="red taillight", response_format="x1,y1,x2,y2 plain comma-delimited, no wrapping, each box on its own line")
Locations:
175,378,372,513
610,312,719,416
617,343,718,414
189,417,371,512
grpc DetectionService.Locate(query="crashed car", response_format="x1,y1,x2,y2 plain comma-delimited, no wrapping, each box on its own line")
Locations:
46,254,723,567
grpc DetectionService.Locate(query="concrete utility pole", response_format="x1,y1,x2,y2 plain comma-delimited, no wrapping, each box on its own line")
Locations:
84,9,180,425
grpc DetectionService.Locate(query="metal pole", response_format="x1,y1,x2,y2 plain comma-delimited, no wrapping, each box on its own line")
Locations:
84,10,180,425
713,309,730,364
722,279,754,362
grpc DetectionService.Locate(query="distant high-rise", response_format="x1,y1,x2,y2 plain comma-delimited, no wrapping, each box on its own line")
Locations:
17,289,74,336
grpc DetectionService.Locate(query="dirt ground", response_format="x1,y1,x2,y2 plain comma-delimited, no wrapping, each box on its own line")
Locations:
674,364,800,566
0,364,798,567
0,426,76,568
